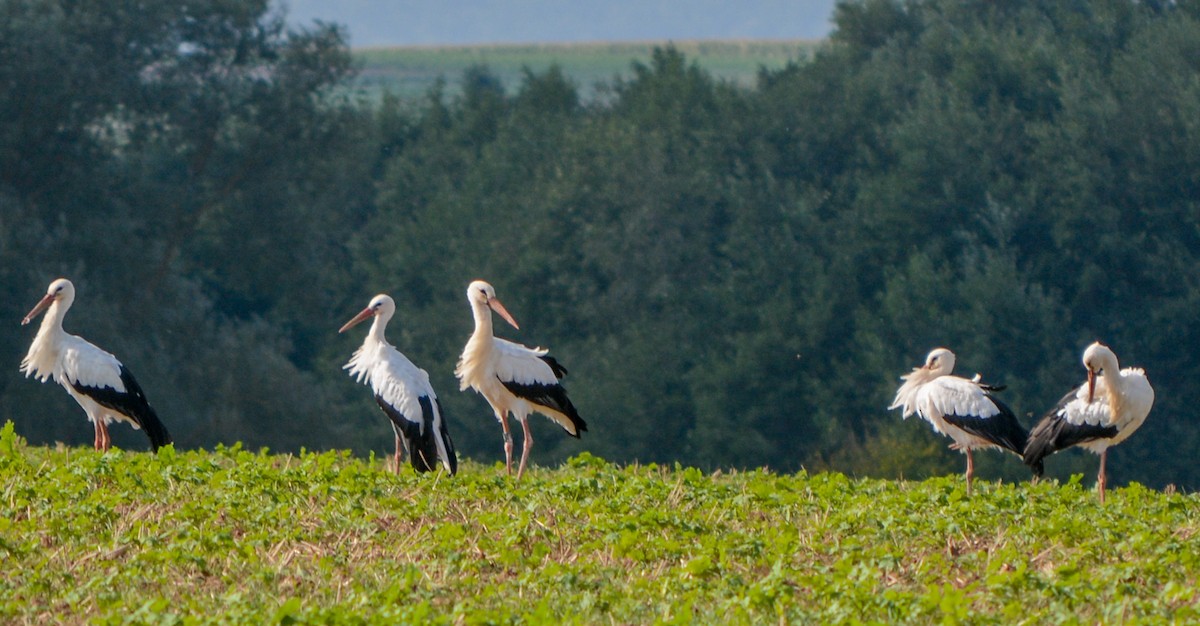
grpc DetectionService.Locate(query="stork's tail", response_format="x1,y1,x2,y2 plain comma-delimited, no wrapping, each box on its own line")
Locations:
1023,420,1056,477
533,355,587,436
387,417,436,473
405,396,439,474
382,395,457,475
555,397,588,438
434,399,458,475
137,406,173,451
402,418,457,475
407,426,439,473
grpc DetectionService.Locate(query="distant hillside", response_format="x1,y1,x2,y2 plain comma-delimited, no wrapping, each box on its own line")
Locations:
280,0,836,47
349,40,821,101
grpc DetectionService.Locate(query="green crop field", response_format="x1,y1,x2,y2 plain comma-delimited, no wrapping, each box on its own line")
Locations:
2,421,1198,624
351,40,820,100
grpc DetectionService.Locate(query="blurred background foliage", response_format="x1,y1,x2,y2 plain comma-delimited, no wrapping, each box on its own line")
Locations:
2,0,1198,489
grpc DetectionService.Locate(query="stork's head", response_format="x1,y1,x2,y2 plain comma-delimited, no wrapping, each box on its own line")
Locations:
467,279,519,330
22,278,75,326
923,347,956,377
1082,341,1117,403
339,294,396,333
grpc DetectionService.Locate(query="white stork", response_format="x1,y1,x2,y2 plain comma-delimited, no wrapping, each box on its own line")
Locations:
455,280,587,479
340,294,457,475
20,278,172,451
1024,341,1153,503
889,347,1028,494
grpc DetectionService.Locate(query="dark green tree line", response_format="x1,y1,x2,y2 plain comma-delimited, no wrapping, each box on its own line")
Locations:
0,0,375,451
3,0,1199,490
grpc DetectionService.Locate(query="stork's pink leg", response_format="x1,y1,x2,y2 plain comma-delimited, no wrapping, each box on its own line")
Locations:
98,419,111,451
92,418,103,450
499,413,513,475
1098,450,1108,504
965,448,974,496
393,432,403,474
517,418,534,480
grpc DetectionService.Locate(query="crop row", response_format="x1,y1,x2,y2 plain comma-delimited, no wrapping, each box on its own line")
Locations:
1,423,1197,624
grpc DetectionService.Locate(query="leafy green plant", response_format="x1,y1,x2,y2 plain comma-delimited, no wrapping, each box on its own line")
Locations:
1,429,1197,624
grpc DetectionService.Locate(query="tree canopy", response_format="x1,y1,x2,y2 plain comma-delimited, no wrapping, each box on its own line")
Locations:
3,0,1199,490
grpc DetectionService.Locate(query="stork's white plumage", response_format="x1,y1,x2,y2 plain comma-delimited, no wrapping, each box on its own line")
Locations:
455,280,586,478
20,278,171,451
1024,342,1153,502
889,347,1027,494
340,294,457,475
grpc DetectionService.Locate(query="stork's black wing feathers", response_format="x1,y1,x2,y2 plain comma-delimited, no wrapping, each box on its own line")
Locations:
540,355,568,379
499,378,588,437
376,394,457,474
409,396,440,473
376,393,434,472
1023,389,1119,476
941,392,1027,456
70,365,172,451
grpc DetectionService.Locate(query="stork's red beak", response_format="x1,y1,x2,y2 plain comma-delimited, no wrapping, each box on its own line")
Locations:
338,307,375,333
1086,368,1096,404
21,293,54,326
488,297,520,330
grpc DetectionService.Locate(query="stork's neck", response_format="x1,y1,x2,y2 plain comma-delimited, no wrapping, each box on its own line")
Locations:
1094,352,1126,417
36,301,69,343
1097,353,1124,390
471,300,495,339
456,299,497,389
367,313,391,347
